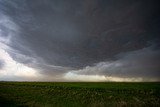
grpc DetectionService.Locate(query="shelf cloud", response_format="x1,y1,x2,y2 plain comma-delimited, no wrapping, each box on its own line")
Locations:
65,45,160,81
0,0,160,81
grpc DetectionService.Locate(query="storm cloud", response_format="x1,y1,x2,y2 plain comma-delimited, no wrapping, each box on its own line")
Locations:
67,45,160,81
0,0,160,81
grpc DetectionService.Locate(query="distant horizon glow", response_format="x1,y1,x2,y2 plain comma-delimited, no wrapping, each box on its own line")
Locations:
0,46,42,81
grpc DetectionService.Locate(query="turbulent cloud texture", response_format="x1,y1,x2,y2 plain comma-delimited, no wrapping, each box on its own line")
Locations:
66,45,160,81
0,0,160,81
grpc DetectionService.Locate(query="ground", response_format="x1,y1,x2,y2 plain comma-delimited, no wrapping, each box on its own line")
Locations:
0,82,160,107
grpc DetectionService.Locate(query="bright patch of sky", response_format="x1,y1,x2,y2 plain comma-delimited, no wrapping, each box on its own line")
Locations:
0,45,41,81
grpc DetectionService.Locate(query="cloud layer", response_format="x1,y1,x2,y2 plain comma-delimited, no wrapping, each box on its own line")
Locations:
0,0,160,81
65,45,160,81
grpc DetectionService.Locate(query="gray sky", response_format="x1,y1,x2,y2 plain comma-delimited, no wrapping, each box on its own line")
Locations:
0,0,160,81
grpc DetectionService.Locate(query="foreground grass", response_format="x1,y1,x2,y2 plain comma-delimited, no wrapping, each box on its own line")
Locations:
0,82,160,107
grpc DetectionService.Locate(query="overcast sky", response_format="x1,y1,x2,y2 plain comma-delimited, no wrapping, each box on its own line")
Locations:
0,0,160,81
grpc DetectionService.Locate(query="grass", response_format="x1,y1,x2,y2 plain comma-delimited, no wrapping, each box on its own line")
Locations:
0,82,160,107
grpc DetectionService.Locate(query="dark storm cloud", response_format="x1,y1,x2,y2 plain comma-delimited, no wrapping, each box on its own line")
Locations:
72,45,160,80
0,0,160,78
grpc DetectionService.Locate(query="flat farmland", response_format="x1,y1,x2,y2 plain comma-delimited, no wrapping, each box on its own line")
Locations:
0,82,160,107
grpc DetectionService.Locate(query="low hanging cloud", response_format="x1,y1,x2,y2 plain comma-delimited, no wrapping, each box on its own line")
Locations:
65,45,160,81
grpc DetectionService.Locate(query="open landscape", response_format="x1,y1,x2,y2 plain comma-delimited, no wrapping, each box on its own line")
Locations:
0,0,160,107
0,82,160,107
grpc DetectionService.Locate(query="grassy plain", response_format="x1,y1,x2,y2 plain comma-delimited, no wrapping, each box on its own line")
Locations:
0,82,160,107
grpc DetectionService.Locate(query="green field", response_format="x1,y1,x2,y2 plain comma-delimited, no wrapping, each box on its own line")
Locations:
0,82,160,107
